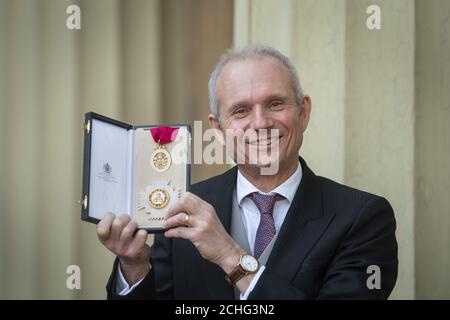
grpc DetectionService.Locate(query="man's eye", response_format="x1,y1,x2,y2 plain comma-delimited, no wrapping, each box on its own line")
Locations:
270,101,284,108
234,108,248,116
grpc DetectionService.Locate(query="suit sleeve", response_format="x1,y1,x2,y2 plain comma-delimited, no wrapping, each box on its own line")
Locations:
106,234,174,300
248,196,398,300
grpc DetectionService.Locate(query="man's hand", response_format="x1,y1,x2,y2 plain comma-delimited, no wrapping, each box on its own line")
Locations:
164,192,254,293
97,213,151,286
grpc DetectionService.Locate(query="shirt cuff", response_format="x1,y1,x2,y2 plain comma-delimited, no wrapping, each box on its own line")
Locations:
239,265,265,300
115,263,149,296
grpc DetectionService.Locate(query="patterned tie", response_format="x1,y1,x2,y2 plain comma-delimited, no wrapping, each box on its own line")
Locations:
250,192,285,259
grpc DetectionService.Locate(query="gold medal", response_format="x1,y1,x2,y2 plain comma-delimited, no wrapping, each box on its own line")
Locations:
149,127,179,173
137,180,181,215
150,143,171,172
148,188,170,209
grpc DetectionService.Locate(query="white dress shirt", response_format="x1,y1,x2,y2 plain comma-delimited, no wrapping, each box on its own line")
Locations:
117,161,303,298
236,161,302,299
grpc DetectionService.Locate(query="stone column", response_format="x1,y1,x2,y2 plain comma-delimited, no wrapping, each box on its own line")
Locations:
78,0,122,299
345,0,415,299
233,0,420,299
415,0,450,299
38,0,80,299
3,0,41,299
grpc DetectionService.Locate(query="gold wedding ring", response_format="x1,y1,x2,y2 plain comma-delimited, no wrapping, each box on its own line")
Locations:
184,213,190,226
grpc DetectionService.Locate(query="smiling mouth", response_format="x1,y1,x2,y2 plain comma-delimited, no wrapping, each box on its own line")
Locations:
246,136,282,147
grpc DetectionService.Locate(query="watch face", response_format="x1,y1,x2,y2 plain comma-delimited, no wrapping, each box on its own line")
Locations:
241,254,259,272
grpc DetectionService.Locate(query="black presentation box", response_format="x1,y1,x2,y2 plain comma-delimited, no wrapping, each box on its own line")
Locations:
80,112,191,233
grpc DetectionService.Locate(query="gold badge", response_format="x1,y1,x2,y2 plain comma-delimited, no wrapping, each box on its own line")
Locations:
150,146,171,172
137,180,181,216
148,188,170,209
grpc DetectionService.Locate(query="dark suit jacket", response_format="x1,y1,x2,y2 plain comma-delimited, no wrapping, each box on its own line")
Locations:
107,158,398,299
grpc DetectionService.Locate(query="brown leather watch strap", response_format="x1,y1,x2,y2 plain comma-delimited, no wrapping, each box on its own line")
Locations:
225,264,247,285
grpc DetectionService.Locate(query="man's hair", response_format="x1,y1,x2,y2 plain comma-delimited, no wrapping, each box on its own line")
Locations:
208,44,304,119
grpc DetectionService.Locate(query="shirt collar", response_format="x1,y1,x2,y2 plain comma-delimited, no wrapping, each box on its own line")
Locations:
236,161,303,206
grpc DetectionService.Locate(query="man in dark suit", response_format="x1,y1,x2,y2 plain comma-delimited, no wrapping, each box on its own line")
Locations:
97,45,398,299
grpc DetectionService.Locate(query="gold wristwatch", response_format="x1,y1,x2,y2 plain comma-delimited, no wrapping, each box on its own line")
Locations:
225,253,259,285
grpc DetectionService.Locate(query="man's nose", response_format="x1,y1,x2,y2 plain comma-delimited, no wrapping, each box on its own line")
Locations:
250,106,273,129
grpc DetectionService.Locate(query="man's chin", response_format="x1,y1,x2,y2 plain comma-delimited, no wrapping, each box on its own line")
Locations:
254,159,277,168
237,155,281,175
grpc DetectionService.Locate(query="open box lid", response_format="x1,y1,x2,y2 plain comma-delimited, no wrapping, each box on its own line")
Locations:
80,112,191,233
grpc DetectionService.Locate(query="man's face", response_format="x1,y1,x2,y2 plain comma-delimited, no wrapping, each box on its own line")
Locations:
209,56,311,172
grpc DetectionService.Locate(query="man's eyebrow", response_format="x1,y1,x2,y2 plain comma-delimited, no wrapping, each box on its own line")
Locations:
227,93,290,111
228,100,250,111
263,93,289,103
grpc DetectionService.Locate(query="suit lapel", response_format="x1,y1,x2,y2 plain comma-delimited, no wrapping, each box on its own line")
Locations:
266,158,336,280
194,158,335,298
211,167,236,234
198,167,237,299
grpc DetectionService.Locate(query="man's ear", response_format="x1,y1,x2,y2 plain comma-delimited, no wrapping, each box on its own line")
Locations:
208,114,225,145
299,95,312,132
208,114,220,130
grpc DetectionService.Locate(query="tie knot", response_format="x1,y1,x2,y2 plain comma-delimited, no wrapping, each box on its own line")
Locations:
250,192,284,215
